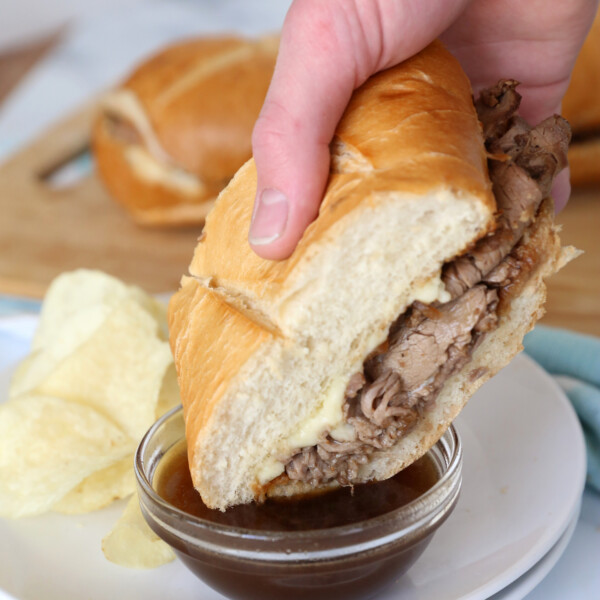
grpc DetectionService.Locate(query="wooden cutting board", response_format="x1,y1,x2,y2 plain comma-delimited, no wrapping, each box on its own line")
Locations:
0,100,598,336
0,101,203,297
542,188,600,336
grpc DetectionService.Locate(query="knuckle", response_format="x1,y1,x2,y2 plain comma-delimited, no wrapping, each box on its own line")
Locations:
252,100,302,152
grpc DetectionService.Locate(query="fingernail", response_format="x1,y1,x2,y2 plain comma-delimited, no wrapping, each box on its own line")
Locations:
249,188,289,245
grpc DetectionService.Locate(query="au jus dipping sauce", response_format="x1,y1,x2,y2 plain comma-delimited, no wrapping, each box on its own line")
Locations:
156,442,440,531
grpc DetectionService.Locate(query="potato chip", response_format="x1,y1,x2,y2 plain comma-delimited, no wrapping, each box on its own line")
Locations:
54,361,180,516
52,456,135,515
10,350,43,392
140,295,169,342
32,298,173,440
9,304,114,399
156,364,181,418
1,269,178,528
102,494,175,568
33,269,167,349
0,394,135,518
12,271,169,399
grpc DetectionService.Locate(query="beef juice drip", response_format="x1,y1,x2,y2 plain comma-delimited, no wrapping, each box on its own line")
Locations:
155,442,440,531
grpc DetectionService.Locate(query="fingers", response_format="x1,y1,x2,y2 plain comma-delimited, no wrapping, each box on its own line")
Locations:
249,0,468,259
443,0,598,214
552,168,571,213
443,0,598,122
249,1,354,259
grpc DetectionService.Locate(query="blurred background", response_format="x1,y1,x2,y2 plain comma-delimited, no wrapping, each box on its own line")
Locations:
0,2,598,599
0,0,294,300
0,0,292,156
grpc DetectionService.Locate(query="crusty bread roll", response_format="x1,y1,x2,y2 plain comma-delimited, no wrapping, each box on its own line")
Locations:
568,139,600,186
563,10,600,186
169,41,573,510
93,35,278,226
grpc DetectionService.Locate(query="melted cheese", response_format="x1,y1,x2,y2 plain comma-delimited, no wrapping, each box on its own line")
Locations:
255,377,348,485
287,376,347,449
256,456,285,485
412,276,451,304
330,422,356,442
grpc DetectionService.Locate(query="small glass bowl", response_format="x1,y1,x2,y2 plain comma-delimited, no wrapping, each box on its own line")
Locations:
135,406,462,600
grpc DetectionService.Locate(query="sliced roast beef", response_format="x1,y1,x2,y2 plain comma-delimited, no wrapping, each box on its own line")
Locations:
286,287,499,485
443,81,570,299
475,79,521,140
365,286,492,391
283,81,570,486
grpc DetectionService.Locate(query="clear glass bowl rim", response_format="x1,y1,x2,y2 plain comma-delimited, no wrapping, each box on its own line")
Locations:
135,405,462,549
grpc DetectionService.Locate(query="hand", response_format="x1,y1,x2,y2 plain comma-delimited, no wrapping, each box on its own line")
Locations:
249,0,598,259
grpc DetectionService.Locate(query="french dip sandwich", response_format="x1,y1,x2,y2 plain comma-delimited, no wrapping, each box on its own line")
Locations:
94,35,278,226
169,41,576,510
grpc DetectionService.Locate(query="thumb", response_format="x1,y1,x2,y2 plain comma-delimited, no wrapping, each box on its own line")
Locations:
249,0,468,259
248,1,357,259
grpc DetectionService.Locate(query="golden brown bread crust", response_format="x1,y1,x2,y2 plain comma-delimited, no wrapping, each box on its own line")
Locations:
169,41,501,509
563,10,600,132
563,10,600,186
123,36,278,180
93,35,278,226
568,138,600,186
188,40,495,306
169,277,277,472
92,117,216,226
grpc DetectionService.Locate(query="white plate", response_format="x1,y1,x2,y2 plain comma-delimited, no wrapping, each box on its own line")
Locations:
0,319,586,600
488,500,581,600
386,353,586,600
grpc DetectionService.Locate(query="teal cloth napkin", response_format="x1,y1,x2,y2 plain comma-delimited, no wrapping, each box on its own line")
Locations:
0,296,41,318
524,325,600,493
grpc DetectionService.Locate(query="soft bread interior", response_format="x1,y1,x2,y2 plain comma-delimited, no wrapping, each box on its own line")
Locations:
171,181,494,509
193,160,491,342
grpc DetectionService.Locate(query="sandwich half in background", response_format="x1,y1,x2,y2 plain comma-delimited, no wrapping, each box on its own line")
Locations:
93,35,278,226
563,9,600,187
169,41,576,511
